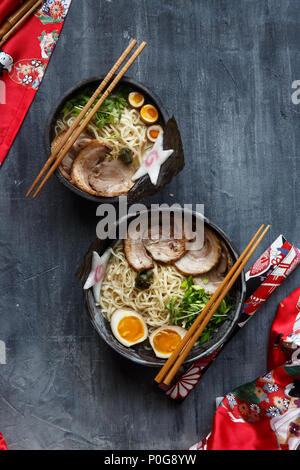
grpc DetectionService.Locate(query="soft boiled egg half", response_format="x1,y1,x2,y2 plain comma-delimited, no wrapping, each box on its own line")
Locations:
128,91,145,109
110,308,148,347
149,325,187,358
146,124,163,143
140,104,159,124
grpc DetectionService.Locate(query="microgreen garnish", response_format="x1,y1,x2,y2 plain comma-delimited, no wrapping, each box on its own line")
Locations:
61,86,129,129
166,276,232,345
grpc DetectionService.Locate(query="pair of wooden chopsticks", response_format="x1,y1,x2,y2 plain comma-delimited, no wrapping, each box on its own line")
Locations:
0,0,43,48
26,39,147,199
155,223,270,386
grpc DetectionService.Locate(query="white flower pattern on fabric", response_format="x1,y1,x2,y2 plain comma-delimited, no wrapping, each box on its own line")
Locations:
23,75,33,84
31,60,42,68
264,383,279,393
250,403,261,413
266,406,282,418
166,365,202,400
36,0,71,24
9,59,47,90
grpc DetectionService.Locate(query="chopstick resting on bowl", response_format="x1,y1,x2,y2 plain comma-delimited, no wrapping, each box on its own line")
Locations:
26,39,147,199
26,38,138,197
155,224,270,386
0,0,43,47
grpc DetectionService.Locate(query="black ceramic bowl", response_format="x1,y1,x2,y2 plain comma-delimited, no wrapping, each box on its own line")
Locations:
45,76,184,204
77,208,246,367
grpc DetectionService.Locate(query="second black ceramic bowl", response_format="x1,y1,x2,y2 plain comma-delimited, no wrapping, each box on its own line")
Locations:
45,76,184,204
78,208,247,367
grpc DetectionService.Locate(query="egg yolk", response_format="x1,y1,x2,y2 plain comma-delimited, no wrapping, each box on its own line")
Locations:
149,129,159,139
153,329,181,354
147,108,157,118
117,316,144,343
141,105,158,122
132,93,143,104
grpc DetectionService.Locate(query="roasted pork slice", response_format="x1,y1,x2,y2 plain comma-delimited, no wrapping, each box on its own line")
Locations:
174,227,221,276
143,224,186,264
71,140,136,197
124,224,154,272
71,140,112,195
89,159,135,197
193,241,232,294
51,130,92,181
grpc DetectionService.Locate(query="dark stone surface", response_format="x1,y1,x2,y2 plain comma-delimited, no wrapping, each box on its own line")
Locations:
0,0,300,450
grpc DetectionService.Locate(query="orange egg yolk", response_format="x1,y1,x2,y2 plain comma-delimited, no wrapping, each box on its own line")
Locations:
149,129,159,139
147,108,157,118
117,316,144,343
153,329,181,354
132,93,143,104
141,105,158,122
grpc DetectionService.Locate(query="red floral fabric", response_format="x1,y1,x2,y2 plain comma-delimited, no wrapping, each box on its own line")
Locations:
0,0,72,165
0,432,7,450
190,287,300,450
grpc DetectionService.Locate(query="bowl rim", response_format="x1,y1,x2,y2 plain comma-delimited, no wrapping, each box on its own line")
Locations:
83,208,247,367
45,75,170,204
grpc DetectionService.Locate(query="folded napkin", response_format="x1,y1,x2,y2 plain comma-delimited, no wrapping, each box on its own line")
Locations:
164,235,300,400
0,0,73,165
190,287,300,450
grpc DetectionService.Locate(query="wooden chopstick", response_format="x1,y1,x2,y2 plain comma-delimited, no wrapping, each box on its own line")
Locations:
162,225,270,385
155,224,266,384
155,224,269,385
26,39,137,198
0,0,27,39
30,41,147,198
0,0,43,48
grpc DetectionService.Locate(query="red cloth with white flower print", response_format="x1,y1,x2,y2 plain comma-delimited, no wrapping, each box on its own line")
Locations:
0,0,72,165
0,432,7,450
190,287,300,450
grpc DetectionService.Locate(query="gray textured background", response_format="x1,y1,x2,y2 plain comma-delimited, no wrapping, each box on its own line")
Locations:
0,0,300,450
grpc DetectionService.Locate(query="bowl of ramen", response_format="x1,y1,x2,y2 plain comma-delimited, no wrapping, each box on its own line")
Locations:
77,208,246,367
45,76,184,203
